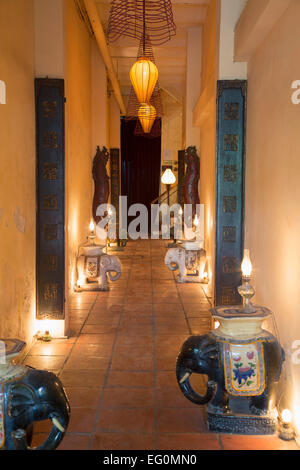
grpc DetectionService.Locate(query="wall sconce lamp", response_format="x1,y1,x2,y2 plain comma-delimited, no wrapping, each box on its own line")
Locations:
161,168,176,205
237,249,256,313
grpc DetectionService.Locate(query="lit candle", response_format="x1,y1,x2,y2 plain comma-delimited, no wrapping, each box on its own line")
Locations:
89,219,95,233
241,249,252,278
282,409,293,424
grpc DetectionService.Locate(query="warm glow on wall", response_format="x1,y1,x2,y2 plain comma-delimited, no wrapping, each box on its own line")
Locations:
130,57,158,104
138,103,157,133
292,400,300,438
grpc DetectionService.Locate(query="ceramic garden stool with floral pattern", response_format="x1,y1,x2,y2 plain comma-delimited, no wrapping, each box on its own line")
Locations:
165,240,207,284
0,339,70,450
176,306,285,434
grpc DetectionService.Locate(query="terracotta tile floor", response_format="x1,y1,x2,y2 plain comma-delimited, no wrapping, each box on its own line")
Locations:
26,240,299,450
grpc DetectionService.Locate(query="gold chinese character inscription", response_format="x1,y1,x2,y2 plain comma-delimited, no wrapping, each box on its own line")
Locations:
224,165,238,182
224,103,239,120
223,196,237,213
222,257,237,274
223,226,236,243
224,134,238,152
42,100,57,119
43,163,58,180
221,287,236,305
44,255,58,272
44,224,58,241
42,131,58,149
43,195,58,211
40,311,61,319
43,283,58,301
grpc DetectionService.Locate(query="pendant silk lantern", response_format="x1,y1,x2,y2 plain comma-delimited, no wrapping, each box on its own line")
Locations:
138,103,157,133
125,36,163,138
130,57,158,104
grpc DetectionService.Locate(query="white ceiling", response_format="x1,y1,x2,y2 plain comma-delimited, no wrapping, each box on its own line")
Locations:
95,0,209,99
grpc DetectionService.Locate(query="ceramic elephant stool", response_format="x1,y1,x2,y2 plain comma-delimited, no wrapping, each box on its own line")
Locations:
0,339,70,450
76,251,122,291
165,242,206,283
176,306,285,434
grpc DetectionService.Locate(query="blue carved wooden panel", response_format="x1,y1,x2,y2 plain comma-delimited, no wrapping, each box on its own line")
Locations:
215,80,247,306
35,79,65,320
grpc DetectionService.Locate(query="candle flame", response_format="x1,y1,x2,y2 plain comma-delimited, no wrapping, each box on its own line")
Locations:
89,219,95,232
241,249,252,277
282,409,293,424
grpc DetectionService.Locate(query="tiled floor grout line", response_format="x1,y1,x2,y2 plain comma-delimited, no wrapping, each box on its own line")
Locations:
88,242,137,450
25,241,300,450
200,284,213,306
151,240,158,451
172,270,193,337
57,293,100,375
23,294,99,375
217,434,223,450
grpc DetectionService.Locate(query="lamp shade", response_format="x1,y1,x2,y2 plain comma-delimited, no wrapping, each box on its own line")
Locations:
130,57,158,104
161,168,176,185
138,103,157,133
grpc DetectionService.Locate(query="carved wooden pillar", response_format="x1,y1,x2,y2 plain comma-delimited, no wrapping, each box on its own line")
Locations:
177,149,185,206
183,146,200,219
110,148,120,222
215,80,247,306
92,146,110,224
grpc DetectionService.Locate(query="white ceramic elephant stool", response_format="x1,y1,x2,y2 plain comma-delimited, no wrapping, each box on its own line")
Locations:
165,241,207,283
75,245,122,291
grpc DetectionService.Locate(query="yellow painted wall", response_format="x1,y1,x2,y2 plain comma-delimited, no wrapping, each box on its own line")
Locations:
195,0,220,299
109,95,121,150
65,0,92,293
244,1,300,431
161,91,183,203
0,0,36,347
0,0,111,343
65,0,110,294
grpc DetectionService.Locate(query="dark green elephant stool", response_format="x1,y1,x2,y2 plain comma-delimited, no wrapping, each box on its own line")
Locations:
176,306,285,435
0,339,70,450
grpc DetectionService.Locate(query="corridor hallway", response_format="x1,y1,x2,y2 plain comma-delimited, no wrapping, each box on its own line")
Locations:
25,240,298,450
